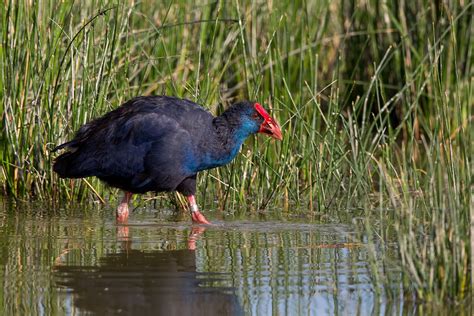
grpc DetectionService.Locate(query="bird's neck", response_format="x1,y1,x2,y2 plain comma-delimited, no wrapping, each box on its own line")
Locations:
212,114,252,152
188,113,254,173
189,115,248,170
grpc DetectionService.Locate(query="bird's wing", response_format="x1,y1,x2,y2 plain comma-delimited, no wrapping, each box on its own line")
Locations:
123,127,196,192
55,96,214,151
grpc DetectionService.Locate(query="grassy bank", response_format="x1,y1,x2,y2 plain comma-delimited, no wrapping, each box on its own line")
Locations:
1,0,472,303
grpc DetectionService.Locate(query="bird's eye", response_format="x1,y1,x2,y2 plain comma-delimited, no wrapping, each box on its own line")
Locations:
252,113,260,119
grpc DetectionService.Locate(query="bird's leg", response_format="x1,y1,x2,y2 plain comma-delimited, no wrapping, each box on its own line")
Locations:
187,195,211,225
116,191,133,222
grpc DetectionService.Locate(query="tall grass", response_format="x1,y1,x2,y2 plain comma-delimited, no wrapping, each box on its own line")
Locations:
1,0,472,303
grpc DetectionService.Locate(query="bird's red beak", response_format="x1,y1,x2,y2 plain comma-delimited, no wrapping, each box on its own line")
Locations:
255,103,283,140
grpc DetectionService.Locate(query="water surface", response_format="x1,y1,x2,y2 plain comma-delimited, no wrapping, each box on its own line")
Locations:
0,200,442,315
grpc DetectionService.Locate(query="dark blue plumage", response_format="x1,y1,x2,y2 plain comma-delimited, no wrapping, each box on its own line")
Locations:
53,95,282,224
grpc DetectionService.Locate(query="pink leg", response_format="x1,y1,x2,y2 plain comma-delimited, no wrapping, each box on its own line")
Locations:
187,195,211,225
116,191,133,222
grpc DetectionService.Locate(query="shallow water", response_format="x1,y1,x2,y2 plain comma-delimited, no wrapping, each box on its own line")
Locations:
0,200,464,315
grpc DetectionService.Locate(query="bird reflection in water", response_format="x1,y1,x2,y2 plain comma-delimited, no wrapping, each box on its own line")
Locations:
116,215,205,250
54,224,242,316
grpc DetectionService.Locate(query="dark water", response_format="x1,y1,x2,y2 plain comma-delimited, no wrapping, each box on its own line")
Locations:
0,199,461,315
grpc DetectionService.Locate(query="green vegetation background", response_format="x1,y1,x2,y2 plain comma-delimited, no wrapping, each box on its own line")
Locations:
1,0,472,303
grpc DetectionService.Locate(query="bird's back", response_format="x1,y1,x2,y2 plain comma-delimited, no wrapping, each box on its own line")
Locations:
67,96,213,148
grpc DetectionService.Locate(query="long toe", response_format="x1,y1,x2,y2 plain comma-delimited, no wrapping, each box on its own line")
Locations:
191,211,211,225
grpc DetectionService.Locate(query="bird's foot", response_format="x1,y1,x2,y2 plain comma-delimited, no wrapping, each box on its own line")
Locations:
187,195,211,225
116,203,129,222
116,191,132,222
191,210,211,225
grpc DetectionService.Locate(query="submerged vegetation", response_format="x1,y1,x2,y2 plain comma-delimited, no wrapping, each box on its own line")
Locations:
1,0,472,304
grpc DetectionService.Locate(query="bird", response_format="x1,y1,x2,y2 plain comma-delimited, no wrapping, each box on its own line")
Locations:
52,96,282,224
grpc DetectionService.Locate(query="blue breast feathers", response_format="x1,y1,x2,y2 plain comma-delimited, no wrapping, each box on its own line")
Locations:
185,139,243,173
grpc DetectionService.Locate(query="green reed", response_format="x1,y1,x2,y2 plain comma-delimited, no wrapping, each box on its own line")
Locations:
1,0,472,303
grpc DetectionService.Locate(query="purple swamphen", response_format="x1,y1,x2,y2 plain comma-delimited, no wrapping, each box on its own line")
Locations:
53,96,282,224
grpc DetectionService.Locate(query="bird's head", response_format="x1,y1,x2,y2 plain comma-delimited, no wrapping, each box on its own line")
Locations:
223,101,283,141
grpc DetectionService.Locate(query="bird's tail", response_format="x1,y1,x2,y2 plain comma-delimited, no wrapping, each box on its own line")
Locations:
53,152,78,178
53,150,98,179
